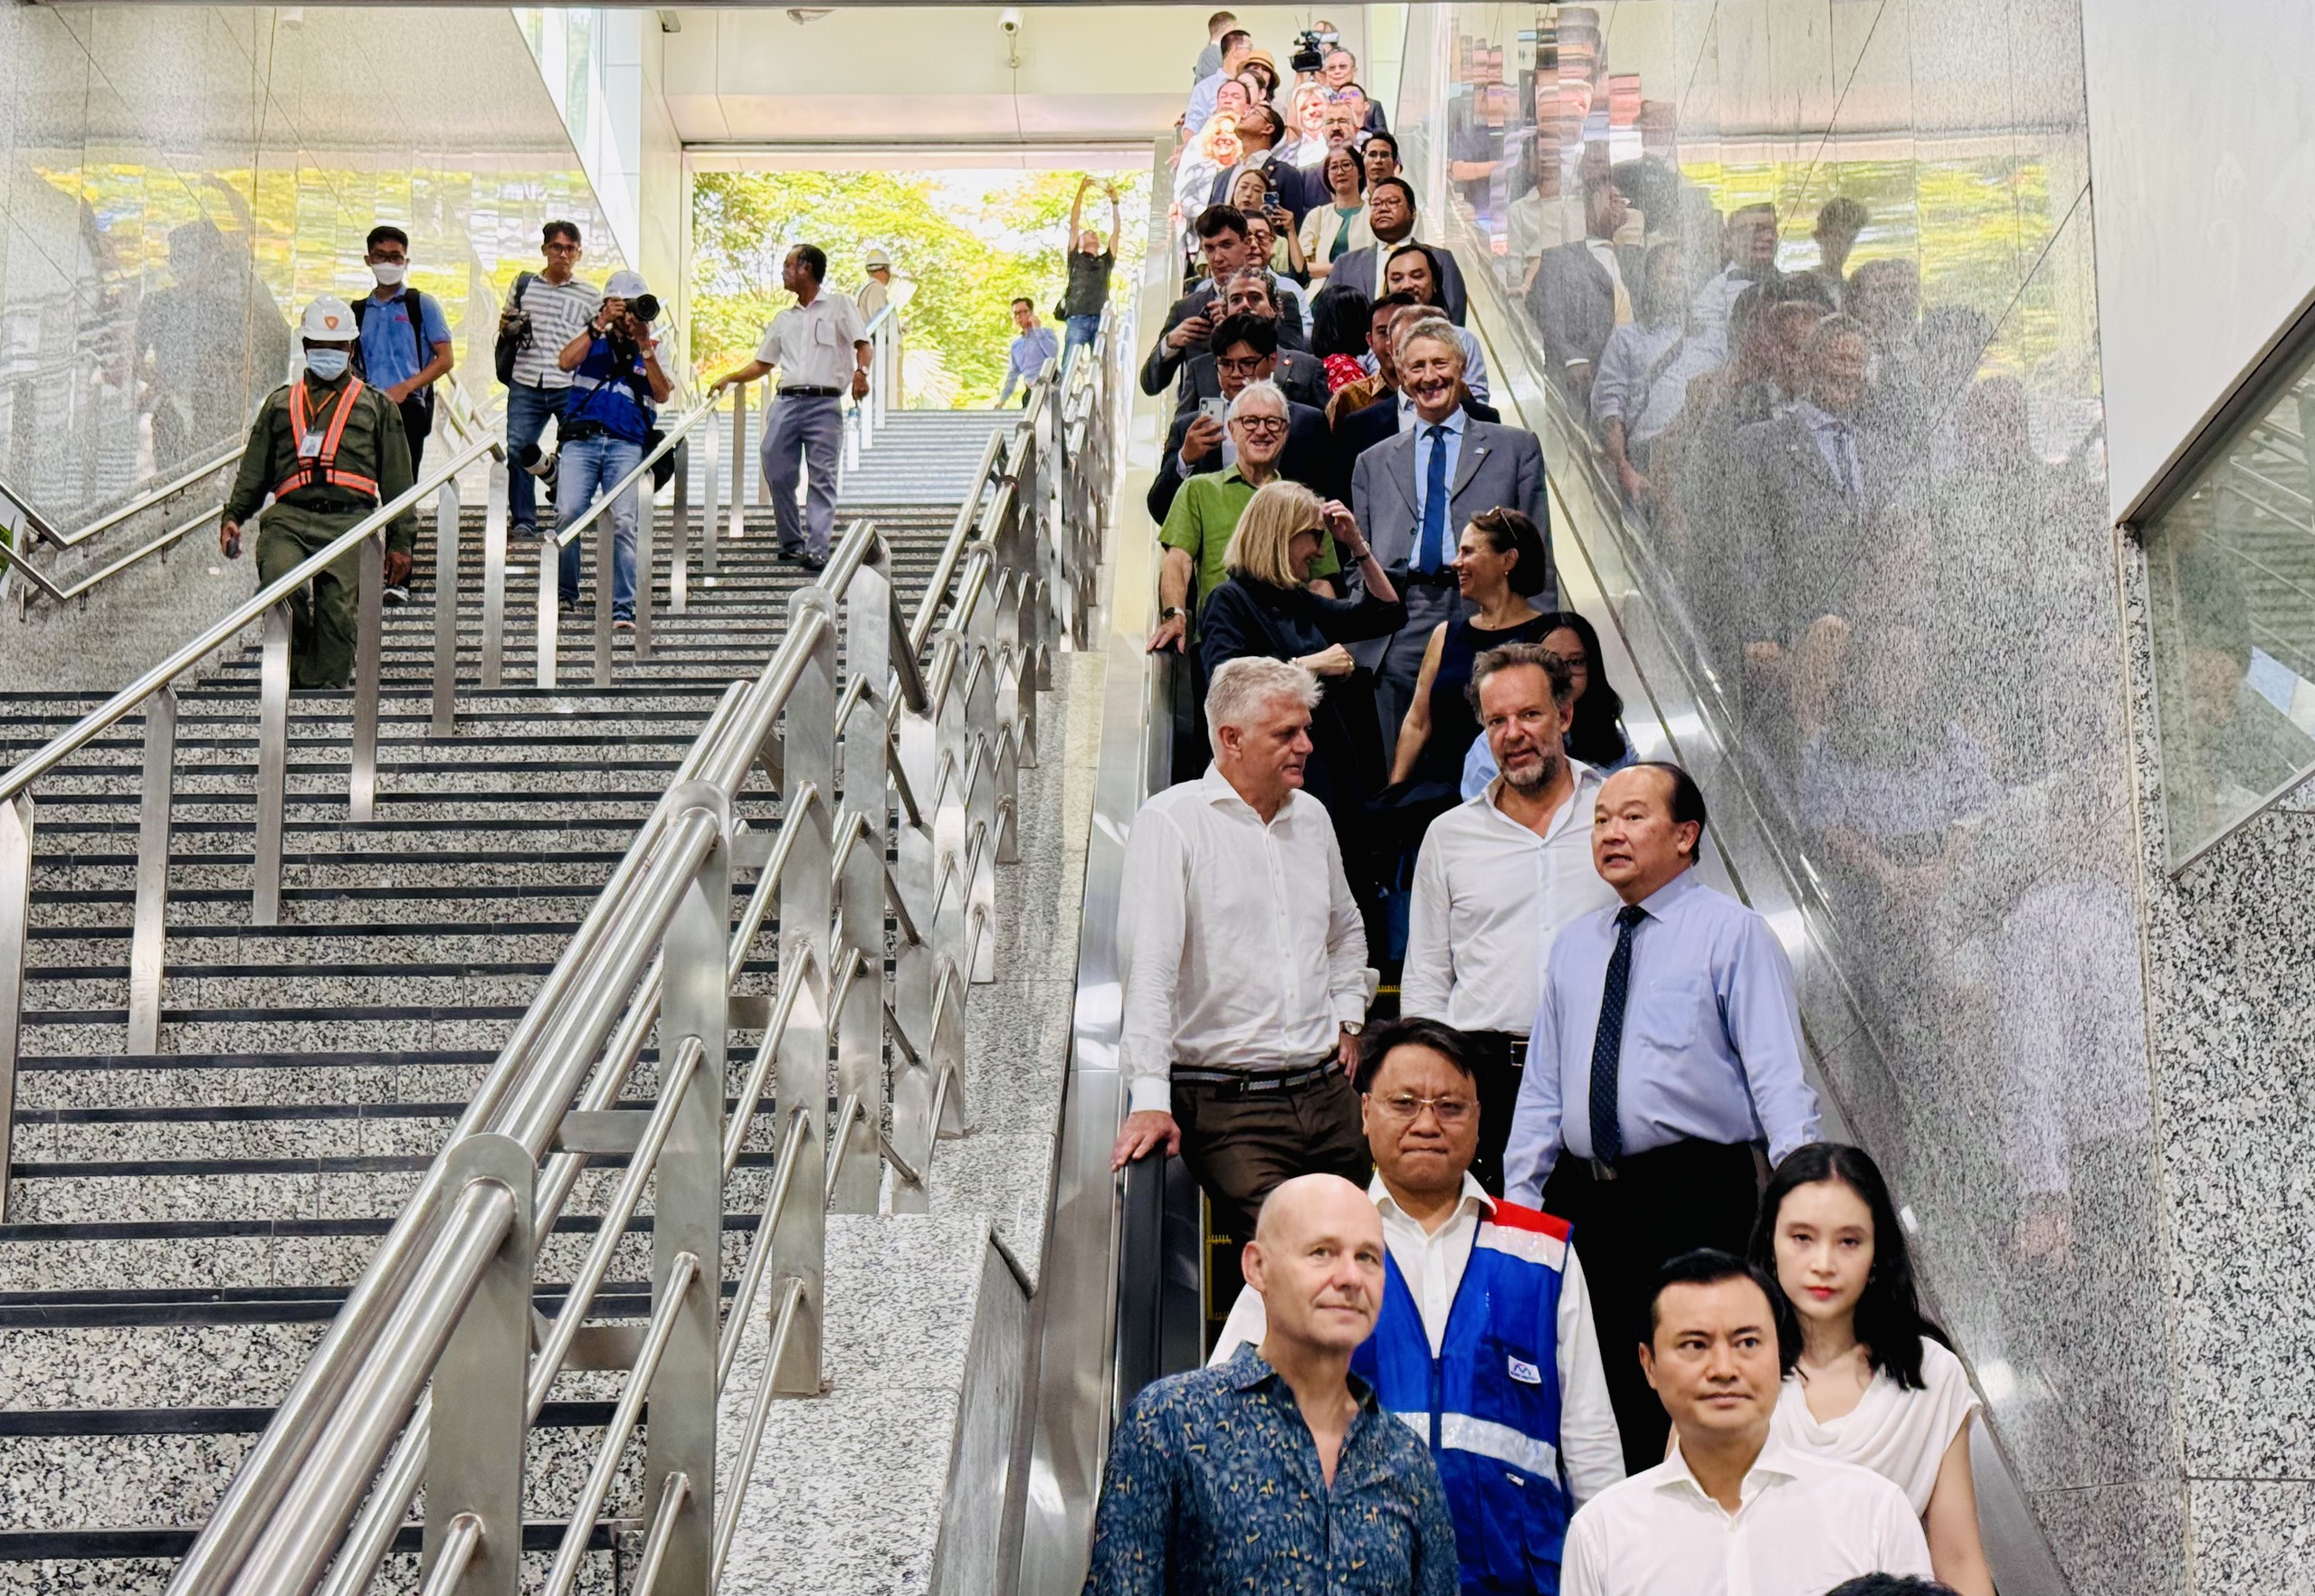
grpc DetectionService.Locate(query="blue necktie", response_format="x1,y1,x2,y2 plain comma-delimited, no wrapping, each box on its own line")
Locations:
1587,904,1649,1166
1417,423,1450,571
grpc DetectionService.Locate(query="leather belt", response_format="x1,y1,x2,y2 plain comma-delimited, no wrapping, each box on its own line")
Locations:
778,385,841,398
1472,1031,1529,1067
1173,1058,1338,1097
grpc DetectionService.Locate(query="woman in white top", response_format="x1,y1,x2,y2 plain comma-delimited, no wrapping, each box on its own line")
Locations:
1300,147,1374,279
1754,1143,1996,1596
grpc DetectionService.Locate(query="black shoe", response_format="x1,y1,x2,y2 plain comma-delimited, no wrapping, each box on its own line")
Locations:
777,545,804,563
798,549,828,573
382,584,411,606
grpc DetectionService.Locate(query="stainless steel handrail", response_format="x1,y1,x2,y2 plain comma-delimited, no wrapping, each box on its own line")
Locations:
158,328,1115,1596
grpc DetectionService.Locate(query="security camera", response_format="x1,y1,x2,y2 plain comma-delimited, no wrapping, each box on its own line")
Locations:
997,7,1023,33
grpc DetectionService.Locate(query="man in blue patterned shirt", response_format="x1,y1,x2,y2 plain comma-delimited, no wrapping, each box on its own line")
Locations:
1083,1173,1460,1594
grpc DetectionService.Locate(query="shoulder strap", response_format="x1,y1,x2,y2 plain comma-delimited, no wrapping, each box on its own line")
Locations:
404,289,430,366
511,271,536,310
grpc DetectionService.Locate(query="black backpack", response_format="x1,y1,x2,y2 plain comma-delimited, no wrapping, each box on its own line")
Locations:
494,271,538,386
350,287,438,438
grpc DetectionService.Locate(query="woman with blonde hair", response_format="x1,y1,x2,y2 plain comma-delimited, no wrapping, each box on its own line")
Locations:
1198,477,1403,935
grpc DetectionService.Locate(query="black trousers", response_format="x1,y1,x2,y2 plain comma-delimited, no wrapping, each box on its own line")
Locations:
1541,1137,1764,1473
1463,1031,1528,1198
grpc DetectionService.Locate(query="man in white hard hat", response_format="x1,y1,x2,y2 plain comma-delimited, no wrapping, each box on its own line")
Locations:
218,297,417,688
857,249,896,322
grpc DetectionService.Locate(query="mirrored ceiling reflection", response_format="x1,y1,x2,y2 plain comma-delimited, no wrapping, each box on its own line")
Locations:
0,4,621,534
1396,2,2174,1585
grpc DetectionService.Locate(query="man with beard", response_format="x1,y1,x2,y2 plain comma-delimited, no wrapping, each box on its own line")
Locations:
1401,645,1621,1192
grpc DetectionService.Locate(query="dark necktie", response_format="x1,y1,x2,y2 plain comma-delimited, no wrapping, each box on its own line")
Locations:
1417,423,1450,571
1587,904,1650,1167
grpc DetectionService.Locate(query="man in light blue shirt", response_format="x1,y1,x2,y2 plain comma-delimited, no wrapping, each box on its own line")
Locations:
1504,761,1818,1472
997,298,1060,407
1183,27,1253,135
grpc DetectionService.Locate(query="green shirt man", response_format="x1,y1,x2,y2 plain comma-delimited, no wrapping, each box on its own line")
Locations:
1157,465,1339,633
222,296,416,689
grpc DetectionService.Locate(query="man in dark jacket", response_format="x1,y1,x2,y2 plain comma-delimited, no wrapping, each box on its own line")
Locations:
1148,316,1330,523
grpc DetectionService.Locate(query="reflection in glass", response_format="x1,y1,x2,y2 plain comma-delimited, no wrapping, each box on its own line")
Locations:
2143,366,2315,864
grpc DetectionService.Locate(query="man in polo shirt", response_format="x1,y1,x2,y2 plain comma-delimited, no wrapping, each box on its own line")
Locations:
1145,313,1329,526
1211,1016,1625,1596
499,219,601,543
1147,376,1337,661
356,224,455,603
1402,645,1620,1193
705,242,871,573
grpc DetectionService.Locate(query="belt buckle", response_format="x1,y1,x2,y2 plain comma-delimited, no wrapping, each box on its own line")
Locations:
1589,1158,1618,1182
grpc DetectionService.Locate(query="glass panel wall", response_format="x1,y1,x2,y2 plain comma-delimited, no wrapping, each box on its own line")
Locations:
2141,361,2315,864
1392,4,2170,1583
0,4,622,533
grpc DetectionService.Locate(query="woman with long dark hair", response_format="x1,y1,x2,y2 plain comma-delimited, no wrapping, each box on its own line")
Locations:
1750,1143,1995,1596
1389,508,1555,787
1456,608,1636,795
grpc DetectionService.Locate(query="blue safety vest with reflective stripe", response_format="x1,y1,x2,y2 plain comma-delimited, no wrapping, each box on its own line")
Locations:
566,335,656,443
1350,1199,1575,1596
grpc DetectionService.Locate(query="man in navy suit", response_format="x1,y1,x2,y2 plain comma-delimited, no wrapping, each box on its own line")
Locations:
1350,317,1550,743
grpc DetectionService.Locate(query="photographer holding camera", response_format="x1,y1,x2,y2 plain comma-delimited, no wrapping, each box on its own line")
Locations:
553,270,672,631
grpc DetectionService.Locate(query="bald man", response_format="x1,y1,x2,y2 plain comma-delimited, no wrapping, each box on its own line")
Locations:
1084,1175,1459,1595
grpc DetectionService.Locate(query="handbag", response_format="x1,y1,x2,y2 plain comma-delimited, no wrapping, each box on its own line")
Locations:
494,271,538,386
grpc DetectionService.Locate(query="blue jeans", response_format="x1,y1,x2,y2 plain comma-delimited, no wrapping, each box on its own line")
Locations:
556,432,643,616
1062,313,1101,371
505,383,566,531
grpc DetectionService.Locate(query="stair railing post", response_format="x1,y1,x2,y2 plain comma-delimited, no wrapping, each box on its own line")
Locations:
890,668,939,1218
349,534,384,823
653,784,729,1594
831,544,889,1215
432,478,462,736
593,502,615,689
0,794,33,1222
669,433,691,616
424,1133,534,1596
535,543,559,689
254,602,291,926
717,385,740,574
773,589,836,1391
126,685,177,1056
700,395,721,582
481,452,508,691
634,473,656,663
749,378,770,508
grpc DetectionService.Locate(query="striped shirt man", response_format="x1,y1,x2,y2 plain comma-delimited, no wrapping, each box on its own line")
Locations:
509,273,603,390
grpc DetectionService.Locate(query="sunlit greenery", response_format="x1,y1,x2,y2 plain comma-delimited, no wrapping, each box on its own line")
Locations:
690,168,1149,407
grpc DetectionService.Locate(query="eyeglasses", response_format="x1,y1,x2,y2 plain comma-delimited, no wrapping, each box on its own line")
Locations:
1369,1092,1475,1126
1232,414,1289,435
1215,356,1267,375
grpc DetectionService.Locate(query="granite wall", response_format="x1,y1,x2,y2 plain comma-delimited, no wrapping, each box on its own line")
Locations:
1390,0,2192,1588
0,4,620,687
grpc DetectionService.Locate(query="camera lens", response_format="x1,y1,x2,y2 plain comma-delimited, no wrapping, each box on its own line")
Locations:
631,293,661,325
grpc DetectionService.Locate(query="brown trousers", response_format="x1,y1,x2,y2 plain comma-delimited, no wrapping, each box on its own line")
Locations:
1174,1067,1371,1246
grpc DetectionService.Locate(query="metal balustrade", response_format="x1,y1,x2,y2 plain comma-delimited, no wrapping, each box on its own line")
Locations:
93,306,1123,1596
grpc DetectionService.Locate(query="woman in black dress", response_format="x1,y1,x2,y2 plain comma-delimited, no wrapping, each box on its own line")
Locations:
1197,480,1405,878
1388,507,1555,786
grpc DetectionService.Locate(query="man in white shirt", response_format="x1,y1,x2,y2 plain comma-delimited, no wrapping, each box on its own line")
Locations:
1562,1251,1933,1596
1110,657,1375,1247
1212,1016,1623,1595
704,242,870,572
1404,645,1619,1192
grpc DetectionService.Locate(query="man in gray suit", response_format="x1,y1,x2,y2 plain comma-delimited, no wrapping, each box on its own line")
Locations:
1350,317,1552,746
1530,172,1643,404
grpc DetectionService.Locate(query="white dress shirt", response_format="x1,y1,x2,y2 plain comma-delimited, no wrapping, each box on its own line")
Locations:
1116,769,1370,1116
753,290,869,390
1208,1172,1626,1506
1402,766,1621,1033
1561,1436,1933,1596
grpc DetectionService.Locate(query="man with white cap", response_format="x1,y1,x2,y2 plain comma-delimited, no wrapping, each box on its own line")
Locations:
218,297,416,688
856,249,897,322
706,242,872,572
553,270,672,630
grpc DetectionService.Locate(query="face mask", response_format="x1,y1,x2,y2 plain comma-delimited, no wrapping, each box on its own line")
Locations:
304,348,350,381
370,261,407,287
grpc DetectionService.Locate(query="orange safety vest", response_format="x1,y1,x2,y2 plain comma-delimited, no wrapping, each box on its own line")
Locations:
272,376,383,504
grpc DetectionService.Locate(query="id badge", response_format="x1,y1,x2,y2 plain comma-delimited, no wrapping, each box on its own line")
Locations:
299,430,325,459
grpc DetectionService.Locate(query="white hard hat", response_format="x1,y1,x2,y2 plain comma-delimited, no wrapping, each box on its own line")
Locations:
864,249,891,270
604,271,651,301
300,296,358,342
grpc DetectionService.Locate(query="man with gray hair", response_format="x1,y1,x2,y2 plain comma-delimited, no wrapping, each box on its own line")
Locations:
1402,643,1621,1192
1111,656,1377,1249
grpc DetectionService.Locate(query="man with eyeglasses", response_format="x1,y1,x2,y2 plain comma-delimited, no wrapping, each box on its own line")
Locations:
1404,645,1621,1194
1212,1014,1625,1595
497,221,602,545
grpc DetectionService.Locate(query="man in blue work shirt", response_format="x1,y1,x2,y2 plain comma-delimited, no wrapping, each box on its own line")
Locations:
1504,762,1820,1472
1212,1016,1626,1595
1084,1173,1459,1595
355,224,455,603
997,298,1060,407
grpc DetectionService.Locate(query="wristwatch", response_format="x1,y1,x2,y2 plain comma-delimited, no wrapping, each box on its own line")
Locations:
1161,605,1186,622
1341,1021,1365,1036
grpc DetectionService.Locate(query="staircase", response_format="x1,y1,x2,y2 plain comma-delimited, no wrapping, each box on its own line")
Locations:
0,409,1009,1592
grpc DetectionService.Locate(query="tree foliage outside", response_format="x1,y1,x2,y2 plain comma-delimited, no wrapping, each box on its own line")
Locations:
690,168,1148,407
